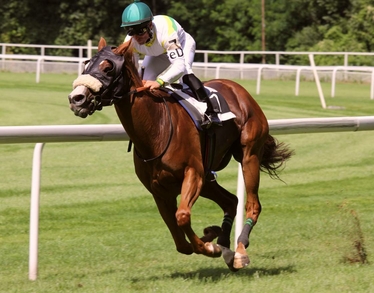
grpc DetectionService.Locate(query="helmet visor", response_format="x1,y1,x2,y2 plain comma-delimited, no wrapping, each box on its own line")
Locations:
127,26,148,36
127,22,150,36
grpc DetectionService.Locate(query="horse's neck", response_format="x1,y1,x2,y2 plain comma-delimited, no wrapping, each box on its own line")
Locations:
115,95,167,154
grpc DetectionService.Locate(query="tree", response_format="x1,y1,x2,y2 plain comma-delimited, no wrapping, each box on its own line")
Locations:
1,0,374,66
168,0,258,62
0,0,31,52
348,0,374,51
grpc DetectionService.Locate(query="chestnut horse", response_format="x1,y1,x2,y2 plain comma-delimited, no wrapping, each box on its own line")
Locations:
68,38,293,271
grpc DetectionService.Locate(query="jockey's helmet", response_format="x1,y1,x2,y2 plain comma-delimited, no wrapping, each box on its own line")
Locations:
121,0,154,27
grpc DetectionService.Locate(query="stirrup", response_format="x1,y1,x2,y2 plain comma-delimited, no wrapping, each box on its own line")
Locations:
206,171,218,182
201,113,222,129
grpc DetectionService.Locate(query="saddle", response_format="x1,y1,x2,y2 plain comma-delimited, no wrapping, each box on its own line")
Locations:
164,83,236,131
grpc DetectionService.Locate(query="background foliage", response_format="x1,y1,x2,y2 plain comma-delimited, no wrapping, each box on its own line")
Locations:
1,0,374,64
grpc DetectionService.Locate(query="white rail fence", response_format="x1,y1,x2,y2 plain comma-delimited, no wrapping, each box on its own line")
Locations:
1,116,374,280
2,53,374,112
203,63,374,98
2,42,374,90
3,41,374,65
0,41,94,59
0,54,86,82
2,53,374,111
2,43,374,110
2,54,374,98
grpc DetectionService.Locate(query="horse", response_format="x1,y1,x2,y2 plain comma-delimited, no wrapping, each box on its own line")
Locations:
68,37,293,271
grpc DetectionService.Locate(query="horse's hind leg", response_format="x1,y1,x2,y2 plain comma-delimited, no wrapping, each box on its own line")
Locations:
200,179,238,249
201,179,239,271
234,150,262,270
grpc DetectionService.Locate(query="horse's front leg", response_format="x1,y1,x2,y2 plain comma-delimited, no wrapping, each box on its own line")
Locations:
235,153,262,270
176,166,222,258
152,193,194,255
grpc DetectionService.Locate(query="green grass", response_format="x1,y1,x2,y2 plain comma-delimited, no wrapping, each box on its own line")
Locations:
0,72,373,292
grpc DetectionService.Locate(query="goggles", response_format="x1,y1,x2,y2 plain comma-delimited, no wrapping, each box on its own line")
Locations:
127,26,148,37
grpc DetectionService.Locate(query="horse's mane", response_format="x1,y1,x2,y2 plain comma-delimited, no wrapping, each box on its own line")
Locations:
114,39,143,88
113,39,170,100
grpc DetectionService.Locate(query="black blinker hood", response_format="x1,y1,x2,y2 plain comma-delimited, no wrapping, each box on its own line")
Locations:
84,46,125,102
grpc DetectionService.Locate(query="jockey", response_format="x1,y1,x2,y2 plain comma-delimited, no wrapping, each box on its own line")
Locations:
121,0,221,128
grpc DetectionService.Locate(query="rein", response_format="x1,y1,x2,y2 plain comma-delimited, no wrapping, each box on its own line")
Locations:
133,96,174,163
100,85,149,106
127,86,148,97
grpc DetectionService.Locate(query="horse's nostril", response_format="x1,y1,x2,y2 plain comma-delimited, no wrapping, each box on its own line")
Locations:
68,85,89,106
69,94,86,105
74,94,85,102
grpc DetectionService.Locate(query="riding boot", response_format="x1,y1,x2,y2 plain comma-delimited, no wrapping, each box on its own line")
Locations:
182,74,222,128
202,95,222,128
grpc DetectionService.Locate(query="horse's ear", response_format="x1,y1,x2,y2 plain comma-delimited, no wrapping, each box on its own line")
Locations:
98,37,107,51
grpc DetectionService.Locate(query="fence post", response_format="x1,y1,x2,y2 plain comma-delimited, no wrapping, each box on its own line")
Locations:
29,143,45,281
308,54,327,109
235,163,245,250
1,44,5,70
87,40,92,59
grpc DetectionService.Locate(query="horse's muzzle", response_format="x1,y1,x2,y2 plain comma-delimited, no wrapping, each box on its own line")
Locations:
68,85,95,118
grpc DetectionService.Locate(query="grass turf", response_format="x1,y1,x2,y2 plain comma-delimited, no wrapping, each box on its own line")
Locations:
0,72,373,292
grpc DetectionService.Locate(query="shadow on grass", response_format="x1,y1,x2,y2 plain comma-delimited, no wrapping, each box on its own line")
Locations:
130,265,296,283
170,265,296,280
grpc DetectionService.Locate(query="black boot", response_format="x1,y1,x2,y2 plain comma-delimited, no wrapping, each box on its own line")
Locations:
182,74,222,128
201,98,222,128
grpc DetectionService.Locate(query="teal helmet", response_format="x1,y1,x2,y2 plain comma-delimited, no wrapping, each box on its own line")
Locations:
121,0,154,27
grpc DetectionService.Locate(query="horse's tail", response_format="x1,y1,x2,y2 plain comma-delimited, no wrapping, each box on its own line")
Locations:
260,134,294,179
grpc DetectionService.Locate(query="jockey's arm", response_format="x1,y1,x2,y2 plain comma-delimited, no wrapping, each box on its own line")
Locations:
156,40,185,86
144,42,186,90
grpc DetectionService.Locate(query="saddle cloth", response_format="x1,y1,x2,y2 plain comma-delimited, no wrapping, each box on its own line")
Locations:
165,84,236,130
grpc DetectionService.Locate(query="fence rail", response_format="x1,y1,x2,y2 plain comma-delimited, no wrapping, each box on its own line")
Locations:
2,116,374,145
2,43,374,107
1,41,94,59
0,54,86,82
193,62,374,100
3,41,374,65
2,54,374,105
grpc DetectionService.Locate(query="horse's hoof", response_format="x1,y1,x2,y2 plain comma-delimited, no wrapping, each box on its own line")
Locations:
233,252,250,269
204,225,222,237
204,242,222,258
176,244,194,255
218,245,239,272
201,226,222,242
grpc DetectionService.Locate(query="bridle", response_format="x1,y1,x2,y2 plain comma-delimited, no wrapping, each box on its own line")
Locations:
71,45,174,162
82,46,127,109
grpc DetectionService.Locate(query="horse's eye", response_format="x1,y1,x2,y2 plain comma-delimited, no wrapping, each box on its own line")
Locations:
100,60,114,73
